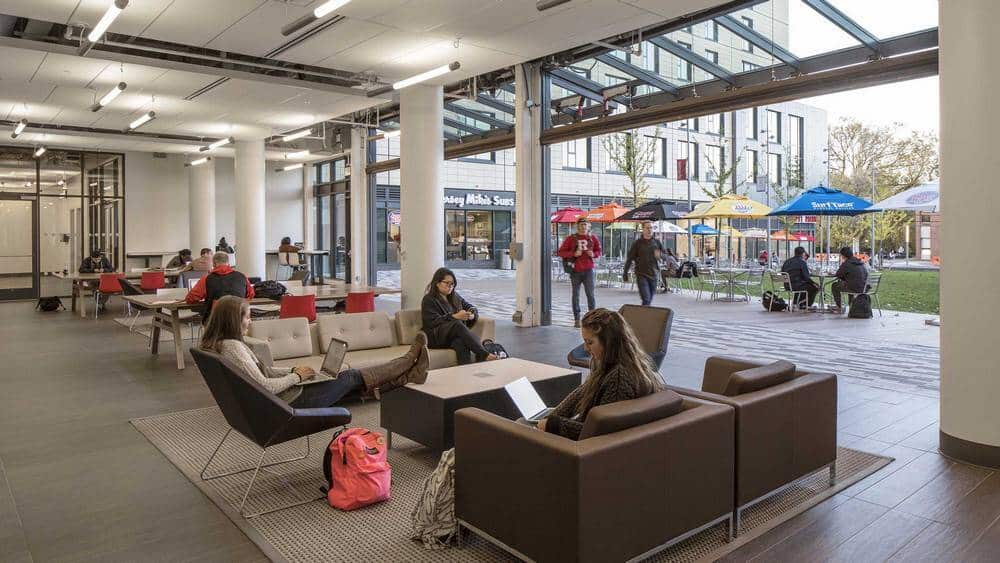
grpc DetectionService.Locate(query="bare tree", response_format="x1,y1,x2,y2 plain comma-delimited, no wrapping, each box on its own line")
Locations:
602,127,660,208
702,143,745,200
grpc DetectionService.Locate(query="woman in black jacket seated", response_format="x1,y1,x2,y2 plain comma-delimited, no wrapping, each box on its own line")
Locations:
421,267,498,365
537,308,661,440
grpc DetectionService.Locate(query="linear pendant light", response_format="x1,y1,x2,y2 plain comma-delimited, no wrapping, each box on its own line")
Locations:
200,137,233,152
286,149,310,159
91,82,127,112
382,129,401,139
282,163,304,171
11,119,27,139
88,0,129,43
189,156,209,166
392,62,461,90
34,146,46,157
282,128,311,142
128,110,155,130
281,0,351,36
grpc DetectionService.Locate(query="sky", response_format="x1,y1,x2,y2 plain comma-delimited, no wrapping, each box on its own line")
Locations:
772,0,939,135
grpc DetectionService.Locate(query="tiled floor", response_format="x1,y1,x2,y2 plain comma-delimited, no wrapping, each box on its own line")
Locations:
0,277,996,561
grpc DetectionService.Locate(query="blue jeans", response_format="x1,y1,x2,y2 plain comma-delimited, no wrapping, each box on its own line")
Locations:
288,369,363,408
570,269,596,319
636,275,657,306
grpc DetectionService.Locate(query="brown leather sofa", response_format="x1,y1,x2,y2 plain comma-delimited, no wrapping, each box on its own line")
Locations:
454,391,735,563
667,356,837,535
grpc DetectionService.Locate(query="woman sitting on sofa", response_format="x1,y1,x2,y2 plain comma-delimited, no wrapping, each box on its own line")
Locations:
200,295,429,408
538,308,662,440
421,267,498,365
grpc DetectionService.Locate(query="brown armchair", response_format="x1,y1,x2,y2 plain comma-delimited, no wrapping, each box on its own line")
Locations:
454,392,735,563
667,356,837,535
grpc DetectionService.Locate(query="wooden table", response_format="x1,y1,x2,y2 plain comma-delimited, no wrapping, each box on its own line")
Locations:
379,358,581,450
55,270,182,318
122,284,401,370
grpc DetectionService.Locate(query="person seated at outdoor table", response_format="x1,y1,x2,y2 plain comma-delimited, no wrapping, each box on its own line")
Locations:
758,249,769,266
278,236,300,253
185,252,255,322
190,248,213,272
623,221,665,306
830,246,869,313
704,251,715,266
79,249,113,273
421,267,498,365
534,308,662,441
215,237,234,253
781,246,820,309
201,296,430,408
165,249,193,270
660,247,680,292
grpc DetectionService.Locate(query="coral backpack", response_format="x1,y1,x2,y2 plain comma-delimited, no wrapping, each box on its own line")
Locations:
323,428,391,510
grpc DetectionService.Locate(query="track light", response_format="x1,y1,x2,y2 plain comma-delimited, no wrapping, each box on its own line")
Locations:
282,128,312,142
200,137,233,152
90,82,127,112
537,0,572,11
282,163,304,171
11,119,27,139
392,62,461,90
286,150,310,159
189,156,210,166
128,110,155,130
34,146,46,157
281,0,352,36
88,0,129,43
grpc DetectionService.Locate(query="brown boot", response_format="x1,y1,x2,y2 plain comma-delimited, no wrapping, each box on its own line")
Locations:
358,332,429,398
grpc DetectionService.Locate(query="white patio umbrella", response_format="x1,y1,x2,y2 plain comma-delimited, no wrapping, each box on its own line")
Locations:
869,182,940,213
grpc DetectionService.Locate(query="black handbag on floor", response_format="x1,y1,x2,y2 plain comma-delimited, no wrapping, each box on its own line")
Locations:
761,291,788,312
481,339,509,359
35,296,65,312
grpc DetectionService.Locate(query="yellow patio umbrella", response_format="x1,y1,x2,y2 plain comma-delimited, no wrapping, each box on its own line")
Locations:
720,225,743,237
683,194,772,219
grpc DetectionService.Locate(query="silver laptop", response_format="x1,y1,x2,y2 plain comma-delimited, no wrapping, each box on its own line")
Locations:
504,377,553,422
297,338,348,386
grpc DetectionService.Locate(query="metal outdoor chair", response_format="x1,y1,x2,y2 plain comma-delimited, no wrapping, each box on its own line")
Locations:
698,269,729,301
844,272,884,317
676,262,697,292
191,348,351,518
767,272,807,312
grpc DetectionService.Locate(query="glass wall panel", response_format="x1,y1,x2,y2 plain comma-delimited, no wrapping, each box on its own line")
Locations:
39,195,82,296
333,192,347,279
0,199,34,294
39,151,81,196
0,148,36,194
445,210,465,261
466,211,493,262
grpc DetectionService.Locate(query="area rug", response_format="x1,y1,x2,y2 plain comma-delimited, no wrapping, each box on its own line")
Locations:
132,402,891,563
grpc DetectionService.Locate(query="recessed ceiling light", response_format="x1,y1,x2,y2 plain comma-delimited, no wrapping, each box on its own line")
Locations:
392,62,461,90
88,0,129,43
282,129,311,142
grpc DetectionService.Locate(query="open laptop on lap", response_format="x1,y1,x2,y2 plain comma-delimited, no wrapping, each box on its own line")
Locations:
504,377,553,422
297,337,348,386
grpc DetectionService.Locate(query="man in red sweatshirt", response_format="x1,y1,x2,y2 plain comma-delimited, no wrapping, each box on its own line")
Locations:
186,252,255,322
557,217,602,327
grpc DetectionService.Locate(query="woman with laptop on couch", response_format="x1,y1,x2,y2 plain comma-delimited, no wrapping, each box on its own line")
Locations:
200,295,430,408
421,267,498,365
537,308,662,440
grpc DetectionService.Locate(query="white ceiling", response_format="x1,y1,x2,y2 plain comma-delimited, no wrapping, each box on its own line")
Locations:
0,0,725,156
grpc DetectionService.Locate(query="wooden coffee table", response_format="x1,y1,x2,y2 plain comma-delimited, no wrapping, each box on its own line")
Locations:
379,358,582,450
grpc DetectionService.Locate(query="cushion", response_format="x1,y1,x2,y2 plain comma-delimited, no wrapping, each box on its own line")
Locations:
396,309,423,345
722,360,797,396
248,317,313,360
318,312,396,352
578,390,685,439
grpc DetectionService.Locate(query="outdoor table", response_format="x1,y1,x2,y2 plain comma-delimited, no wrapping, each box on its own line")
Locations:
813,271,839,312
54,270,182,318
122,284,401,370
712,267,754,302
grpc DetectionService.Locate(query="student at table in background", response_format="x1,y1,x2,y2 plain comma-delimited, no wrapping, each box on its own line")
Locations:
830,246,869,313
190,248,213,272
623,221,665,306
557,217,602,328
185,252,255,322
278,236,300,253
781,246,820,309
165,249,193,270
79,249,113,273
215,237,234,253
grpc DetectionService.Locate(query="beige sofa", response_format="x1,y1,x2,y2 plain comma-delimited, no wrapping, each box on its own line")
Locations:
247,310,495,372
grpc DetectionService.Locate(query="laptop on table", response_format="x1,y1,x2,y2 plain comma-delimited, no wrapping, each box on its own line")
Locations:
296,337,348,386
504,377,553,423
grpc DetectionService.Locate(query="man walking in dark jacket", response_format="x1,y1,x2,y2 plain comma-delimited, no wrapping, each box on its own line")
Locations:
831,246,869,312
623,221,665,306
780,246,819,308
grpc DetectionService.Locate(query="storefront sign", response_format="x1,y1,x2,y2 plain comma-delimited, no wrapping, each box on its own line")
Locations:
388,210,401,225
444,190,514,208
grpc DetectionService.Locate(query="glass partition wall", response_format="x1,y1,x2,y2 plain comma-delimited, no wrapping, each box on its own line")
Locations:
0,147,124,299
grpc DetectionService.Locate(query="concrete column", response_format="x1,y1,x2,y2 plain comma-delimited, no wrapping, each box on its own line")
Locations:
302,166,314,250
234,140,266,279
399,84,444,308
939,0,1000,467
188,157,216,251
349,126,370,286
513,63,544,327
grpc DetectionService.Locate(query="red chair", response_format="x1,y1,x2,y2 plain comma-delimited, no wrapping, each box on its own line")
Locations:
279,294,316,322
346,291,375,313
95,273,123,318
140,270,166,292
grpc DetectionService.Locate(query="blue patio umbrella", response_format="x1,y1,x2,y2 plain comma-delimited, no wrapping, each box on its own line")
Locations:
768,186,874,259
689,224,721,235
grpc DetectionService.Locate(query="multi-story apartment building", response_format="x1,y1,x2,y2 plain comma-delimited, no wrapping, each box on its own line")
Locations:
370,1,827,269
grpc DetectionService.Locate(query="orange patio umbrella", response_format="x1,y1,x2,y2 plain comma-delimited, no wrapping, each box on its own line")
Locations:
583,202,630,223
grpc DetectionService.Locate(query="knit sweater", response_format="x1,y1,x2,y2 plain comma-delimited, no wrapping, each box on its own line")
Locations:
217,339,302,403
544,367,650,441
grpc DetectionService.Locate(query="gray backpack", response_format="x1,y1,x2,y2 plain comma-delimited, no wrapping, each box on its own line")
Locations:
411,448,458,549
